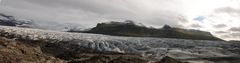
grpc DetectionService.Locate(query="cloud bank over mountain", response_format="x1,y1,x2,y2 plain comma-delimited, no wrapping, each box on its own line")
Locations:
0,0,240,40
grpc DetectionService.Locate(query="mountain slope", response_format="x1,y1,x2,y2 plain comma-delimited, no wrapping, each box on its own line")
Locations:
82,20,222,41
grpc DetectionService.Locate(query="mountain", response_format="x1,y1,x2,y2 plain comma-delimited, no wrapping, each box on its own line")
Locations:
0,13,86,31
82,20,222,41
0,13,35,28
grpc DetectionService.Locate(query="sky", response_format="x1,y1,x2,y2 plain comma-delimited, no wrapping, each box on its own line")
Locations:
0,0,240,41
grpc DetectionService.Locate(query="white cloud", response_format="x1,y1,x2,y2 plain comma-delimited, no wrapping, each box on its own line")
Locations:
176,0,240,41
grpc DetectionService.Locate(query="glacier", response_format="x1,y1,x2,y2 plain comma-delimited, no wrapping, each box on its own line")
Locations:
0,25,240,63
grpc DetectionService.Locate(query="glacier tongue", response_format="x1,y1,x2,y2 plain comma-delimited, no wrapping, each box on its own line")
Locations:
0,25,240,62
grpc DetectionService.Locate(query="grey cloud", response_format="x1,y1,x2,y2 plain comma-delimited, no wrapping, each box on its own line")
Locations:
212,7,240,40
229,27,240,32
215,7,240,16
230,33,240,38
0,0,184,28
177,15,188,23
220,33,240,39
22,0,135,15
190,24,202,28
215,31,228,34
221,35,231,38
213,24,227,28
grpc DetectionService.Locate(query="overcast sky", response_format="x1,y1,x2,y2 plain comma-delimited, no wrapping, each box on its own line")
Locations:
0,0,240,40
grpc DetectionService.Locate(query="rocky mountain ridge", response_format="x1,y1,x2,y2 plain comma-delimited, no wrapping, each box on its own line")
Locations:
81,20,222,41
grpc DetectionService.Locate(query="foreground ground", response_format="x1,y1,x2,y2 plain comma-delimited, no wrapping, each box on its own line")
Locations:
0,37,184,63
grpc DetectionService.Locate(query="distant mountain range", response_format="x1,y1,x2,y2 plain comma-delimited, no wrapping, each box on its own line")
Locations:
0,13,85,31
0,13,35,28
0,13,222,41
71,20,223,41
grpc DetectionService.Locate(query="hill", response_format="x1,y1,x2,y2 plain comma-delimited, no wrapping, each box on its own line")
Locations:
80,20,222,41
